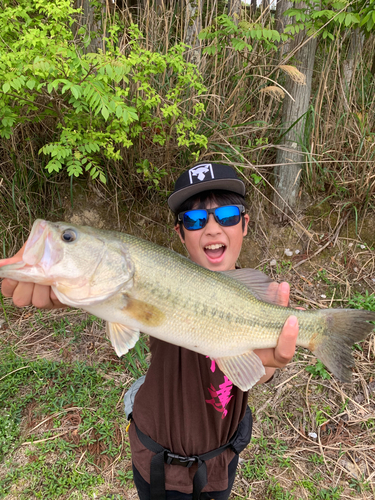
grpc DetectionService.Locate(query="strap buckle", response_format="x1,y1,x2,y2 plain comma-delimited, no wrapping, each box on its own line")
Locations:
165,452,197,468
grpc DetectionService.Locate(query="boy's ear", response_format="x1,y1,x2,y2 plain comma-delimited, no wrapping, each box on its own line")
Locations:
175,224,185,243
243,214,249,236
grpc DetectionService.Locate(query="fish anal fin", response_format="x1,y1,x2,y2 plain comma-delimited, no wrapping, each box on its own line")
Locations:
216,350,265,391
106,322,140,357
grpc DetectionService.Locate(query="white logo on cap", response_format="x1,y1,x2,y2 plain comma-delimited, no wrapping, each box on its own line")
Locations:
189,164,214,183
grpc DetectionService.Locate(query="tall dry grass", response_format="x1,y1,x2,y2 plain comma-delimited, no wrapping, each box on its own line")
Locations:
1,0,375,248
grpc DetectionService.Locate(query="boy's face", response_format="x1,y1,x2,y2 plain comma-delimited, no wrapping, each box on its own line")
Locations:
175,201,249,271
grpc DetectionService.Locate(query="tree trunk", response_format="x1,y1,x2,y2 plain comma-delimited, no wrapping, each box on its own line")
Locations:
275,0,292,55
371,49,375,77
273,5,317,218
228,0,242,24
262,0,270,13
74,0,107,53
342,28,364,92
184,0,202,66
250,0,257,16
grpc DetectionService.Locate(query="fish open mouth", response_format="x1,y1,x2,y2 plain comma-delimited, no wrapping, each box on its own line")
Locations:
0,220,55,283
204,244,226,260
23,219,48,265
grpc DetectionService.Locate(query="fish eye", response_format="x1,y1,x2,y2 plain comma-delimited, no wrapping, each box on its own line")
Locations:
61,229,77,243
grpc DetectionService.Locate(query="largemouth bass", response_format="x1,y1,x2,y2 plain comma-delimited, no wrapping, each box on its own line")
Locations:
0,219,374,391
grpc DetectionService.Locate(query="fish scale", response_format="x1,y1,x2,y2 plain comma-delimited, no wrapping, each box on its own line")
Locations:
1,219,375,391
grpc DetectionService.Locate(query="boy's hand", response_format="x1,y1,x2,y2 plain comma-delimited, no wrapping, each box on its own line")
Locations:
0,243,65,310
254,281,298,383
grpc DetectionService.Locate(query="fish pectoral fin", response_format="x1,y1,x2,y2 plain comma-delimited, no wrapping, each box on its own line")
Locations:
106,322,140,357
215,350,265,391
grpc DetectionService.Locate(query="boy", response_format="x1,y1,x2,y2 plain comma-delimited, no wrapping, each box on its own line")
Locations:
1,162,298,499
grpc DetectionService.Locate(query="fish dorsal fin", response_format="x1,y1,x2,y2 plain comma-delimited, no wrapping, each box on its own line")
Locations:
221,269,279,304
215,350,265,391
106,322,140,357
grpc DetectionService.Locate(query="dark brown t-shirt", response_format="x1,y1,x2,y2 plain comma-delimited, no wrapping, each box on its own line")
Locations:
129,337,248,494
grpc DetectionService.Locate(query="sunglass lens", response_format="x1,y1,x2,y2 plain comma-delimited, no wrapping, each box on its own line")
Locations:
183,209,208,230
215,206,241,226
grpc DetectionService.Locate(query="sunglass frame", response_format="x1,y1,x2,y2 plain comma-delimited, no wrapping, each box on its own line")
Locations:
177,204,245,231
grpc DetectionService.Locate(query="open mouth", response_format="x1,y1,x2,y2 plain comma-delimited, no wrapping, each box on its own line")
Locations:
204,243,226,260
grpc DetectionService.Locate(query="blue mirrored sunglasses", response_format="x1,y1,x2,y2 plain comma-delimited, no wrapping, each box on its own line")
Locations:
178,205,245,231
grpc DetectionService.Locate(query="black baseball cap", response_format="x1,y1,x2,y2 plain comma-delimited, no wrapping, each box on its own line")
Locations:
168,162,246,212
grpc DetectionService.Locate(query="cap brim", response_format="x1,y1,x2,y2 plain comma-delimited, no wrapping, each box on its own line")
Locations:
168,179,246,212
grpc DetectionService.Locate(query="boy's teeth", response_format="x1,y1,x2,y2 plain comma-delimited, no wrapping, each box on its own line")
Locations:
205,244,224,250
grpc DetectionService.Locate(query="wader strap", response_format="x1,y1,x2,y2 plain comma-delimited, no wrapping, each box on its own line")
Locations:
134,422,233,500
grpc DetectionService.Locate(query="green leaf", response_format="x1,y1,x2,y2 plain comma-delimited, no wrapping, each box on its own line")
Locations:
2,82,10,93
61,82,72,94
232,38,246,51
116,105,123,119
202,45,218,56
101,106,109,120
26,79,36,90
71,86,81,99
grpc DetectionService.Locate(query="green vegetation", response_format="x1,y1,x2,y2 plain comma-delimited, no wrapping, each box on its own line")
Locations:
348,290,375,311
0,306,144,498
305,360,331,380
265,479,295,500
242,435,291,482
1,0,375,226
314,486,342,499
0,0,207,183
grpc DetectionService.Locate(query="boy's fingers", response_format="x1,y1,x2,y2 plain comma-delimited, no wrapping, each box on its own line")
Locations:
0,245,27,297
275,282,290,307
29,284,66,309
1,278,19,297
0,244,26,267
274,315,298,365
31,284,55,309
49,288,67,309
265,281,290,306
11,281,35,307
1,278,66,309
254,315,298,368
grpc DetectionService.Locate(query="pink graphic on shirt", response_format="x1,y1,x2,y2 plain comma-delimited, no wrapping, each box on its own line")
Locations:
206,356,216,372
205,376,234,418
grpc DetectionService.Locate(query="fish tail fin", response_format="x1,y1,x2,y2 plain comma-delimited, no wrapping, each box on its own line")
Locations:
313,309,375,382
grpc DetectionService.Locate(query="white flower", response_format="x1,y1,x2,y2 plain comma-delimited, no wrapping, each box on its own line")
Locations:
295,249,300,255
270,259,277,266
360,244,366,249
308,432,318,439
348,242,353,247
284,248,293,257
320,294,326,299
354,267,358,272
